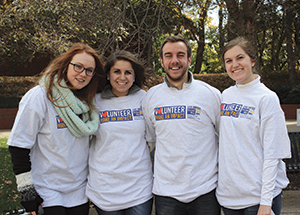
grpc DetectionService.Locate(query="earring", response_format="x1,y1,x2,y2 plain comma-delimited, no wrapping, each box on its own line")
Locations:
107,77,110,80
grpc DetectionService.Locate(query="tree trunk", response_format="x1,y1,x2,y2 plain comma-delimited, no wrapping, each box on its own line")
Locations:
192,0,211,74
144,34,155,72
218,0,225,53
224,0,260,73
285,0,297,86
194,24,205,74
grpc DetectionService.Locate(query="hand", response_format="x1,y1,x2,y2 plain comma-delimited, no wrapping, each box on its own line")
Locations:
19,184,44,214
27,204,44,215
257,205,272,215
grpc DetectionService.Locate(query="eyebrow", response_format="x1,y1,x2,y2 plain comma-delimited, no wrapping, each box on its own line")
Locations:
225,53,245,60
74,62,95,70
164,51,186,56
112,68,133,72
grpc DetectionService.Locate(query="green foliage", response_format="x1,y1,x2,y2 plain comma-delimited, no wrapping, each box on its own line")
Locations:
0,0,125,66
0,138,8,148
153,34,168,75
0,138,22,212
201,22,223,74
1,0,299,88
0,0,188,72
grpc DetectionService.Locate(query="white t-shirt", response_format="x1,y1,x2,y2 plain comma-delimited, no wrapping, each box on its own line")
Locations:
86,89,153,211
142,76,221,203
216,76,291,209
7,85,89,207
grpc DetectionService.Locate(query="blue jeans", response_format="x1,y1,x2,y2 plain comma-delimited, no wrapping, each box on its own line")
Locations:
222,192,282,215
94,198,153,215
155,189,220,215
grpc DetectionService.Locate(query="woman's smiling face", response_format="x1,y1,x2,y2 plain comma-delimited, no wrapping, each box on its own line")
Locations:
108,60,135,97
224,45,255,85
67,52,95,89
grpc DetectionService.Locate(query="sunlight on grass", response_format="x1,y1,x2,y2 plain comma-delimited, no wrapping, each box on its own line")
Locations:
0,138,22,213
0,137,8,148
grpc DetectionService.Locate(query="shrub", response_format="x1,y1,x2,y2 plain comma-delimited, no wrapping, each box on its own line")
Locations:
0,76,37,108
283,84,300,104
193,73,235,92
0,96,22,108
269,84,293,104
0,74,297,108
0,77,37,97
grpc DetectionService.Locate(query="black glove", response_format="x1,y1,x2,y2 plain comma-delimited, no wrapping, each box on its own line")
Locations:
19,184,44,213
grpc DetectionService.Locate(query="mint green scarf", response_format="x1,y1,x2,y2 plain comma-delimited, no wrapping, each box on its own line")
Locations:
39,75,99,137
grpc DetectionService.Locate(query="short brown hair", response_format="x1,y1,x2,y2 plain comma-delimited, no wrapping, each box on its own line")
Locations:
159,35,192,59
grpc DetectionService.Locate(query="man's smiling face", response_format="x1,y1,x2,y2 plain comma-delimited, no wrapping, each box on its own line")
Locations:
160,41,192,88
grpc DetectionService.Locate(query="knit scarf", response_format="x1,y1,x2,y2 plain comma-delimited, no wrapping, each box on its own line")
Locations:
39,75,99,137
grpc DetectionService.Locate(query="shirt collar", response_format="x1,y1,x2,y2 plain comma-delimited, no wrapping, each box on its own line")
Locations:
101,84,140,98
164,71,193,90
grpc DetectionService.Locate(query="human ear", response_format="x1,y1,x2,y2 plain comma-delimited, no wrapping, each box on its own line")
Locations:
160,58,164,67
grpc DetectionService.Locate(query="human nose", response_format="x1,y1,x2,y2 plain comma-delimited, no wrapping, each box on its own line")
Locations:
171,56,179,64
232,59,239,67
119,72,126,79
77,68,87,76
82,69,88,76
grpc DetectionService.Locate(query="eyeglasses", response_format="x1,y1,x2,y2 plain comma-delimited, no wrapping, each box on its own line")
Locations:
69,62,95,77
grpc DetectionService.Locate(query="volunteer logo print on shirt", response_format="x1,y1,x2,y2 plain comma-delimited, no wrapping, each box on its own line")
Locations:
100,109,133,123
221,103,255,119
56,115,67,129
154,105,202,121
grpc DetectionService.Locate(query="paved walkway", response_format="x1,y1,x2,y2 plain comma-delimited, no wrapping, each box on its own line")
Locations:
1,120,300,214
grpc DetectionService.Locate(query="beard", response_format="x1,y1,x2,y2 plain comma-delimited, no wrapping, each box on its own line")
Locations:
164,64,189,83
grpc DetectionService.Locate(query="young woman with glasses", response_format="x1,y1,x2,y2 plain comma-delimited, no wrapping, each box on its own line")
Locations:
7,43,105,215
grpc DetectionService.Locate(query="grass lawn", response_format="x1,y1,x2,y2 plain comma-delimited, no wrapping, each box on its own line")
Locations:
0,137,22,213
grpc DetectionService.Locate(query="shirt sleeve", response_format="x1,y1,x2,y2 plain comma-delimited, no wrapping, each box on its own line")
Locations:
7,86,47,149
213,89,221,135
260,94,291,159
260,159,279,206
142,94,156,143
9,146,31,175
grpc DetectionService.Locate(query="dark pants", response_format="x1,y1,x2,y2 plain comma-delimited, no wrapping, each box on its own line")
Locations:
155,189,220,215
43,202,89,215
222,192,282,215
94,198,153,215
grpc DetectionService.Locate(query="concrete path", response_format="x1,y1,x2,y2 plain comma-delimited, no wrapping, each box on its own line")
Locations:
1,120,300,214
